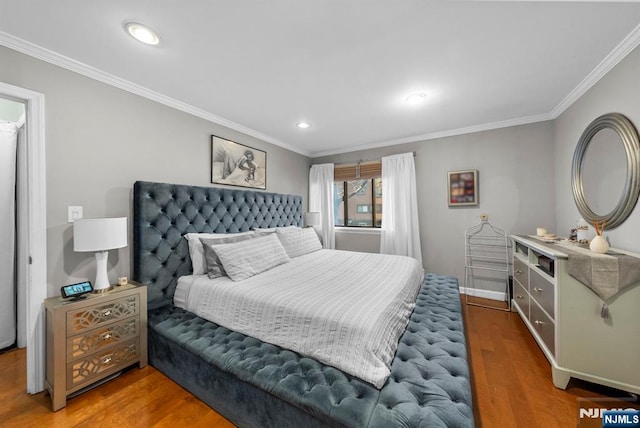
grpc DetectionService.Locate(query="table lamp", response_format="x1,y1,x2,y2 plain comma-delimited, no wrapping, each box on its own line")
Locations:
73,217,127,292
304,212,320,228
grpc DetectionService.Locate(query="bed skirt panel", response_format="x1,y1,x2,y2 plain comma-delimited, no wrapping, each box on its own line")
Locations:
147,273,474,427
149,329,333,428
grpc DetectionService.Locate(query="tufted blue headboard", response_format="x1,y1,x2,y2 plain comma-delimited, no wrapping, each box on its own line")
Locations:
133,181,303,309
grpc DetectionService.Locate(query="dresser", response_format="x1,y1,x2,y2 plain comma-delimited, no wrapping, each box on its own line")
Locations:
44,282,147,411
511,235,640,394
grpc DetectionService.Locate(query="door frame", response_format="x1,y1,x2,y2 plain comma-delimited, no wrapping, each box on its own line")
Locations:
0,81,46,394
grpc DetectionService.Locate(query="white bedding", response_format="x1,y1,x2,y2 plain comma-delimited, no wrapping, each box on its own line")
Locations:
175,249,424,388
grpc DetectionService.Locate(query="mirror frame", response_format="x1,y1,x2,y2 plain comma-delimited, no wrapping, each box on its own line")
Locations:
571,113,640,229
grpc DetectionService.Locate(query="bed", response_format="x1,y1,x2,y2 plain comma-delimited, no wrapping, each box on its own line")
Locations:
133,180,474,427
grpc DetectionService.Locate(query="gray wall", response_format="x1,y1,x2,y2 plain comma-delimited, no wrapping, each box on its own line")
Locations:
315,121,557,286
555,44,640,252
317,43,640,285
0,46,310,297
4,37,638,297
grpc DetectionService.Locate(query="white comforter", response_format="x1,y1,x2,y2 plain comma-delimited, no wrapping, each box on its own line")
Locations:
175,249,424,388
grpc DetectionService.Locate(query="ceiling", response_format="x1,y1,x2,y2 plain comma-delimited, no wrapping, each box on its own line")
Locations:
2,1,640,157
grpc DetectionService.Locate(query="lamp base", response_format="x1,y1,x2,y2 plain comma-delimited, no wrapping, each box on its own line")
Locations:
93,250,113,293
92,286,113,294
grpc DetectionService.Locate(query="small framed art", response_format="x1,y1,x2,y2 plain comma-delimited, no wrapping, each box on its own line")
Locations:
211,135,266,190
448,169,478,207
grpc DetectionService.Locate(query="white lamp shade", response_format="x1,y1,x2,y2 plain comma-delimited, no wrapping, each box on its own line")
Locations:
304,212,321,227
74,217,128,252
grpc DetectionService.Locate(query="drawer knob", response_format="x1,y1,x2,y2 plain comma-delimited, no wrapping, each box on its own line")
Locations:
101,332,113,341
533,287,543,293
101,309,112,317
515,270,523,274
534,320,545,326
101,355,112,364
516,295,524,299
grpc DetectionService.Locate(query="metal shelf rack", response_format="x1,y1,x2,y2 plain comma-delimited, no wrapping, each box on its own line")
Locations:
464,218,511,311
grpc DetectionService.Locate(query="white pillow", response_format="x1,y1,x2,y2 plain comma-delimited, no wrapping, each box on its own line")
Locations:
212,234,290,281
275,227,322,258
252,225,299,236
184,231,253,274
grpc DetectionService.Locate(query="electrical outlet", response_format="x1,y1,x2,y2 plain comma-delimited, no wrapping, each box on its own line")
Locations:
480,213,488,221
68,206,83,223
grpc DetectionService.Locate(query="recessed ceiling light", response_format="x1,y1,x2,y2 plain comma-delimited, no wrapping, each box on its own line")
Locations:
297,122,311,129
405,92,427,105
125,22,160,45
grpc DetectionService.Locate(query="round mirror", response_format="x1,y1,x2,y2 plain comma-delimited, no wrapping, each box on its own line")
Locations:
572,113,640,229
581,128,628,215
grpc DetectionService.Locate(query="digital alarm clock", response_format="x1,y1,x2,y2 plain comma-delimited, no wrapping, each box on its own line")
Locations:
61,281,94,300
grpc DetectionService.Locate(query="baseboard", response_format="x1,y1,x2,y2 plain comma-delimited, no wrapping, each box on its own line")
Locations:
459,287,506,301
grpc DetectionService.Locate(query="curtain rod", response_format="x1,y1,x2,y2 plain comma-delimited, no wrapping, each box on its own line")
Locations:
311,151,416,167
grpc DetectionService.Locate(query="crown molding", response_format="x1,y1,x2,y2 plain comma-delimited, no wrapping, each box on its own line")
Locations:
3,19,639,160
310,112,554,158
0,31,310,157
313,23,640,158
550,22,640,118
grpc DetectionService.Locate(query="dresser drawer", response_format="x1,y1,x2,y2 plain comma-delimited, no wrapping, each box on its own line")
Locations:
67,338,139,390
513,280,530,319
67,295,139,335
67,317,139,362
529,269,555,319
530,301,555,357
513,257,528,290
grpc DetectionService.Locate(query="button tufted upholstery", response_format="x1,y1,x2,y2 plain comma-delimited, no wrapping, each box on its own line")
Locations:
135,181,473,426
148,273,474,427
133,181,303,309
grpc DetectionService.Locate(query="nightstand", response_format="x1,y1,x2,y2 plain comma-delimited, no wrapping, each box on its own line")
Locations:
44,281,147,411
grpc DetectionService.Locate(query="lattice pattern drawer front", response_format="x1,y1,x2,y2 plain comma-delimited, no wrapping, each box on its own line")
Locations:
67,317,139,361
67,295,139,335
67,339,138,389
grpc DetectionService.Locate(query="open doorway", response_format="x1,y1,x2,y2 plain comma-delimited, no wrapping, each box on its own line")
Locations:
0,97,25,353
0,82,47,394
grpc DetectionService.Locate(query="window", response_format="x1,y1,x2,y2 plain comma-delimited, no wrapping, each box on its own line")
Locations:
333,161,382,228
356,204,371,213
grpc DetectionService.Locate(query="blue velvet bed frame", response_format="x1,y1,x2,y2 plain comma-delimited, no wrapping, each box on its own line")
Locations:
133,180,474,427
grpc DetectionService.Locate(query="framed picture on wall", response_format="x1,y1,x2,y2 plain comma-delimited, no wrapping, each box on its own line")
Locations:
211,135,266,190
448,169,478,207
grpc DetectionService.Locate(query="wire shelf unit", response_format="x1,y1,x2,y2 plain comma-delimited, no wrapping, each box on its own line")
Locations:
464,219,511,311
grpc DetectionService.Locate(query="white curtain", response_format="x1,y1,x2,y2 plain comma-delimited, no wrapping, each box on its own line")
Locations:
0,121,18,349
309,163,335,249
380,153,423,265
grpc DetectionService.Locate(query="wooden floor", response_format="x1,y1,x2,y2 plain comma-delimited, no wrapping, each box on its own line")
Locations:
1,301,636,427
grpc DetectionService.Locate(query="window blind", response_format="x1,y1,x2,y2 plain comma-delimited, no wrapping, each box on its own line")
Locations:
334,161,381,181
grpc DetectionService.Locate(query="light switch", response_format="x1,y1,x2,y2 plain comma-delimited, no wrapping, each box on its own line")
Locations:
68,206,83,223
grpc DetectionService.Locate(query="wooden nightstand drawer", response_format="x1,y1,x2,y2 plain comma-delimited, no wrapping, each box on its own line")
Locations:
67,338,139,390
66,294,139,336
67,317,139,361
